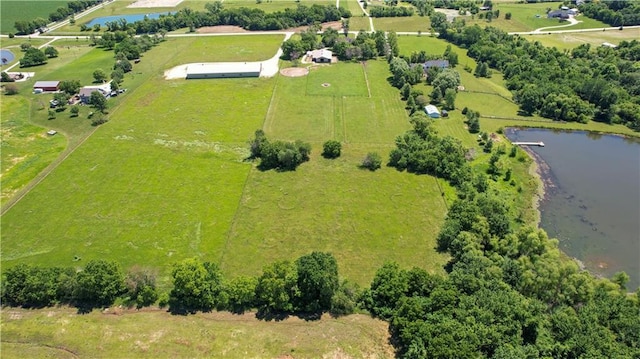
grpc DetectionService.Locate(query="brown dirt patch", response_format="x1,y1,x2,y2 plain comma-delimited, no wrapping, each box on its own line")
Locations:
280,67,309,77
197,21,342,34
197,26,248,34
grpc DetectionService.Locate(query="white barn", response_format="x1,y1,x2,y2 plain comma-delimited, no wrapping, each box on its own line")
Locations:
186,62,262,79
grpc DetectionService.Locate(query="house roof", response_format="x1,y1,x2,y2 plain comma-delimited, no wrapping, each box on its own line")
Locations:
79,86,107,97
311,49,333,59
186,62,262,76
424,105,440,114
423,60,449,70
33,80,60,88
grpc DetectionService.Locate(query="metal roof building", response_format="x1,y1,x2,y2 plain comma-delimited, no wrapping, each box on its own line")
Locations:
186,62,262,79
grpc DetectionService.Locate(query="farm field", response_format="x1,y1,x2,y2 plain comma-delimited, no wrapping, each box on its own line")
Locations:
373,15,431,33
1,308,393,358
0,0,68,34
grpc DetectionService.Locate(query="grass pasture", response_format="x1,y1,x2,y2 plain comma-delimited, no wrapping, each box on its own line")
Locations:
305,62,369,97
0,0,69,34
0,308,393,358
531,28,640,50
166,35,285,66
373,15,431,33
0,96,66,206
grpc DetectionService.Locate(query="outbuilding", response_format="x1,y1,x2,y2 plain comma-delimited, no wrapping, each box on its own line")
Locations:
185,62,262,79
424,105,441,118
422,60,450,72
33,80,60,92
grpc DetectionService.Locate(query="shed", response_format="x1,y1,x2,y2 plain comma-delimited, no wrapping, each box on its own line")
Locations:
310,49,333,63
186,63,261,79
424,105,441,118
33,80,60,92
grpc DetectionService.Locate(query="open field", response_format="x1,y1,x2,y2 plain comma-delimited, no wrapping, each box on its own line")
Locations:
373,15,431,33
0,96,66,205
464,2,607,33
1,37,449,287
0,0,69,34
531,28,640,50
1,308,393,358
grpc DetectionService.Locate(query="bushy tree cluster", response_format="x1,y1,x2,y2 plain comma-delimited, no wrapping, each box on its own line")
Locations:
364,185,640,358
369,6,414,18
434,24,640,129
1,260,157,309
332,30,392,61
93,3,350,34
580,1,640,27
167,252,353,317
249,130,311,171
388,113,471,186
19,48,47,68
322,140,342,159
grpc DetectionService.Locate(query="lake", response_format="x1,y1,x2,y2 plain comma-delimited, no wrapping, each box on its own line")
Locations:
85,12,172,27
505,128,640,291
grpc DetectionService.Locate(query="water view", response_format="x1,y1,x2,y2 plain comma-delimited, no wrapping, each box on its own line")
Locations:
85,12,172,27
505,128,640,291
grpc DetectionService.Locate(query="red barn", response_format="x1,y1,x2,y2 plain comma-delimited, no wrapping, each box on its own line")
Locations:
33,81,60,92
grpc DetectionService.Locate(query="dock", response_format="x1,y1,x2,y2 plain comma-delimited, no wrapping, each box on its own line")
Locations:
512,141,545,147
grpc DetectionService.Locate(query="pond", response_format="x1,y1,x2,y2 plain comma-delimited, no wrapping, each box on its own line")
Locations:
505,128,640,291
85,12,172,27
0,49,15,65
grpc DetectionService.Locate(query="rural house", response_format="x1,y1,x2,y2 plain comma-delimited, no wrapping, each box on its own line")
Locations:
422,60,450,72
33,80,60,92
424,105,441,118
547,10,570,20
309,49,333,63
79,86,108,104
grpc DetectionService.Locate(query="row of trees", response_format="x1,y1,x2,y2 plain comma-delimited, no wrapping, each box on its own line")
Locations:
1,252,357,319
431,20,640,130
83,3,350,34
249,130,311,171
281,29,399,62
13,0,104,34
369,6,414,18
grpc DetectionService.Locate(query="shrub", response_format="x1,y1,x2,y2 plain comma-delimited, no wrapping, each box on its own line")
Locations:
361,152,382,171
4,84,19,95
322,140,342,159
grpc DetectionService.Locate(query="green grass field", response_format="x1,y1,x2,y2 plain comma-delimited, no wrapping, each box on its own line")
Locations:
531,28,640,50
0,96,66,205
1,308,393,358
373,15,431,32
0,0,69,34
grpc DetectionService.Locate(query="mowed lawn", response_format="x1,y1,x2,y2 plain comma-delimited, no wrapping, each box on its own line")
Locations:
1,308,393,358
225,60,448,285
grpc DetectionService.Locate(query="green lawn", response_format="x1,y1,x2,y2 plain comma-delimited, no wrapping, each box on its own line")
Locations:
0,0,69,34
166,35,285,66
305,62,369,97
0,96,66,206
530,28,640,50
373,15,431,32
1,308,393,358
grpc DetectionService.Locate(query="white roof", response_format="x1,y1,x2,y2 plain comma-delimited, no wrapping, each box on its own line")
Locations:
186,62,261,76
33,80,60,88
424,105,440,114
311,49,332,59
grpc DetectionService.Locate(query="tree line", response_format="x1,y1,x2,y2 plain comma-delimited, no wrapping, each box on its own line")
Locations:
431,16,640,130
1,252,359,319
13,0,104,35
579,0,640,27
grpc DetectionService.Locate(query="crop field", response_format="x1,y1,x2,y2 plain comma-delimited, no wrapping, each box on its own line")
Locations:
0,0,69,34
1,308,393,358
